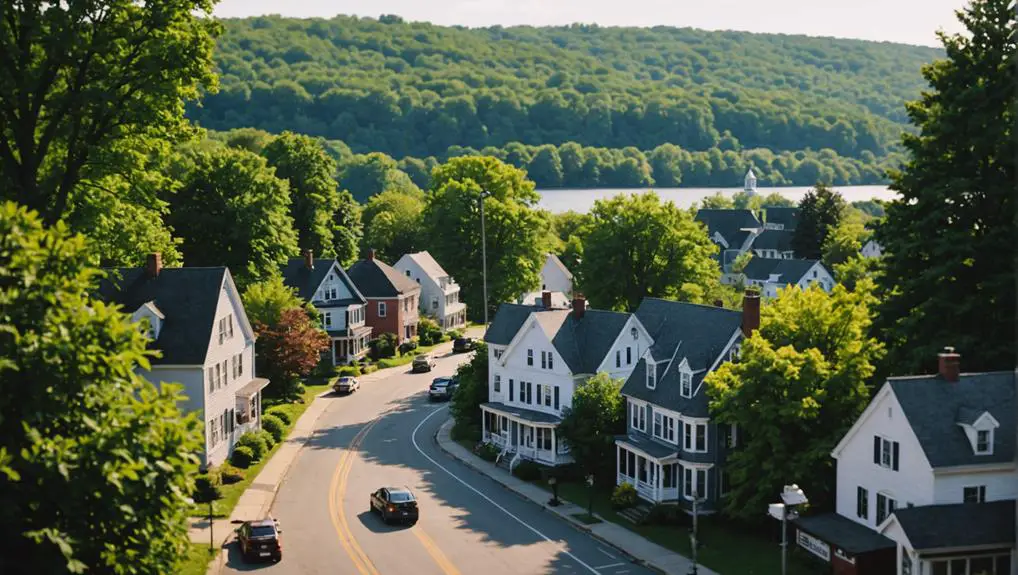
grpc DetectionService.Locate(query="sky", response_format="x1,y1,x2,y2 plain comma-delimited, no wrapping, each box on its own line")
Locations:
212,0,969,47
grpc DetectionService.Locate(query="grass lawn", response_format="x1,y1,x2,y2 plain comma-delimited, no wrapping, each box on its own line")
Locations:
376,338,452,369
571,512,602,525
177,543,215,575
190,382,331,519
547,482,817,575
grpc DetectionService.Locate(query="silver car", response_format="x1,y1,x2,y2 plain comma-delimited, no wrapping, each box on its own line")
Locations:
334,376,360,394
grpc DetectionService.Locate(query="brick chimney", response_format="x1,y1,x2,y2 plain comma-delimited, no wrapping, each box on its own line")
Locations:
541,290,552,309
938,346,960,382
145,253,162,278
572,293,586,319
303,249,314,270
741,290,760,337
367,248,376,261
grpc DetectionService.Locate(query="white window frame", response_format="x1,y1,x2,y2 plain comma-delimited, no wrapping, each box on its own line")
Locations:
548,352,553,370
630,402,646,432
378,301,387,317
975,429,992,454
527,349,534,366
323,311,333,328
663,416,675,442
875,492,896,525
683,420,708,453
653,412,662,438
680,370,692,398
494,374,501,393
879,436,894,468
963,485,986,503
682,466,708,500
647,362,657,389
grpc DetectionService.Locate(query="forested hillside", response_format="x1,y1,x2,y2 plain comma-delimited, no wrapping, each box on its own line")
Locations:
190,15,941,168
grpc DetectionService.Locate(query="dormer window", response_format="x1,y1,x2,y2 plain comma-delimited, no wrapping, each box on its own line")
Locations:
680,370,693,398
958,409,999,455
646,362,657,389
976,429,991,454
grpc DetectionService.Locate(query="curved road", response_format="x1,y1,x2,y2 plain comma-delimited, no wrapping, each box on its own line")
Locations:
221,349,653,575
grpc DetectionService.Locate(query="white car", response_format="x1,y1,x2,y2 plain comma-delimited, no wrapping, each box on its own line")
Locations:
334,377,360,394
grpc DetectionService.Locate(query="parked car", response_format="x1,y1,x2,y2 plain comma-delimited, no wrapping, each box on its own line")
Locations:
428,377,454,401
369,487,419,525
333,376,360,394
237,518,282,562
452,337,476,353
411,354,436,373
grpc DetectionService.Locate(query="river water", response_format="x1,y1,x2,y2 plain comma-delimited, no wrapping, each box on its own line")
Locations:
536,185,896,214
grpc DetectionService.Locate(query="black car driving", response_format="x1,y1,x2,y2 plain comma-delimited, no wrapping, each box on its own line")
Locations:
237,518,282,562
452,337,476,353
369,487,419,525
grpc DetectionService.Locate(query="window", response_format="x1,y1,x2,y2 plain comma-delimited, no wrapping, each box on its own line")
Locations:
403,298,409,312
625,347,632,365
229,408,235,433
631,402,646,431
543,385,552,407
405,270,410,276
684,422,692,450
647,362,657,389
663,417,675,442
378,302,387,317
857,487,869,519
683,422,707,453
548,353,553,369
963,485,986,503
976,429,991,453
209,418,218,447
541,351,547,369
494,349,504,360
228,314,234,338
875,493,896,524
695,423,706,451
616,350,621,368
238,353,243,376
218,317,227,344
680,371,692,398
207,367,214,394
323,311,333,328
527,349,533,366
231,355,237,379
526,381,533,404
682,467,708,499
215,363,222,390
509,379,514,402
536,428,552,450
653,412,662,437
325,286,338,300
553,387,559,410
873,436,900,470
683,467,692,497
494,375,501,393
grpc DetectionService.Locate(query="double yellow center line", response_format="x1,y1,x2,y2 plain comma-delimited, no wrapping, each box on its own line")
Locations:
327,410,461,575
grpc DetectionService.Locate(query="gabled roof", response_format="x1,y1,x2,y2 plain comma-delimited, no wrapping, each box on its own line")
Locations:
887,500,1015,551
403,251,449,281
96,267,230,365
742,258,821,285
280,258,365,305
794,513,895,555
545,253,573,280
346,257,420,298
889,371,1015,468
695,209,761,250
622,298,743,416
749,229,794,252
762,207,800,231
485,304,539,345
518,290,572,308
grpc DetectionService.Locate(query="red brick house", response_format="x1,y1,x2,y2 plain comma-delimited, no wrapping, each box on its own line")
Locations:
346,250,421,344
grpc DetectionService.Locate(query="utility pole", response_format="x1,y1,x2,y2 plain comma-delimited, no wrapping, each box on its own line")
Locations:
689,490,703,574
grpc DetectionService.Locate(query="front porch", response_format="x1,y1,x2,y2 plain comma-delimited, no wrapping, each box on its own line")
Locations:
615,435,681,504
329,325,372,365
442,303,467,330
480,402,571,467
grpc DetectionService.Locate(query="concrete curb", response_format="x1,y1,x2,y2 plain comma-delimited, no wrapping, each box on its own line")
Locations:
432,419,668,575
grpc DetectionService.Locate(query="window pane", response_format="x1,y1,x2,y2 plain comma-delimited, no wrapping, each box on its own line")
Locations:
969,557,993,575
949,559,966,575
930,561,948,575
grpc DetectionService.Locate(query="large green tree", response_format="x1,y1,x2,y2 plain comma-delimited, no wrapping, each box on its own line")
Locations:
262,132,342,257
331,189,363,267
337,152,420,202
423,156,550,321
579,192,719,311
874,0,1016,374
0,0,220,225
167,144,298,287
557,373,626,485
361,188,425,263
0,202,202,573
450,342,489,440
792,184,847,259
705,283,883,520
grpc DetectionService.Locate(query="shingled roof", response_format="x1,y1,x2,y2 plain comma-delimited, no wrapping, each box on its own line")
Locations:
280,258,364,305
695,209,761,249
96,267,229,365
621,298,743,416
403,251,449,281
347,255,420,298
485,304,538,345
890,500,1015,551
742,257,820,285
889,371,1016,468
749,229,794,252
762,207,800,231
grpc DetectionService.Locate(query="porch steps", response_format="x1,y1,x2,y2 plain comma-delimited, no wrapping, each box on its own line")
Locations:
496,451,515,472
618,502,653,525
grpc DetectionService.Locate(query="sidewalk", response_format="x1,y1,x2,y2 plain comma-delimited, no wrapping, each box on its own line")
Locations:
188,333,475,573
434,419,719,575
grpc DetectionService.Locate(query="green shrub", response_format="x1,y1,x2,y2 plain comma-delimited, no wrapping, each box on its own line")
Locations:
448,328,464,340
266,407,291,426
193,469,223,503
235,432,268,461
256,428,276,450
361,364,378,374
219,464,245,485
369,333,398,359
611,482,638,510
645,503,688,526
262,414,286,443
477,442,500,462
338,365,361,377
398,338,418,356
512,459,544,481
418,317,443,345
230,445,254,469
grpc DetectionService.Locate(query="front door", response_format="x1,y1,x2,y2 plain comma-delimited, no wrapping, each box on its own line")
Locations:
511,421,518,447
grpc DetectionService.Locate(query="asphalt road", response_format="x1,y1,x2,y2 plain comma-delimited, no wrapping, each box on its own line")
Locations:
220,348,655,575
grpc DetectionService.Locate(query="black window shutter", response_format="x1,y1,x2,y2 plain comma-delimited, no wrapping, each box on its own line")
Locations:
536,384,542,403
554,387,560,410
509,379,514,402
873,436,881,464
892,442,899,471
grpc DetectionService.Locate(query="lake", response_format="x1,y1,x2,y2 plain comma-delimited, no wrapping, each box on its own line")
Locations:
536,185,897,214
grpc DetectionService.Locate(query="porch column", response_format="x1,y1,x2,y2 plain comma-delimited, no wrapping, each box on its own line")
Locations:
330,339,336,365
656,462,663,501
481,409,487,440
616,444,620,481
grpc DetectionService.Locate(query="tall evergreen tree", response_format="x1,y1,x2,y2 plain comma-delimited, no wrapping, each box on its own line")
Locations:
874,0,1016,374
792,183,846,259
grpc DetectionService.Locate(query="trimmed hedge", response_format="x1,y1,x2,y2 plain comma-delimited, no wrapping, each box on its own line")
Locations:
193,469,223,503
230,445,254,469
256,428,276,450
338,365,361,377
512,460,544,481
219,464,245,485
266,407,291,425
235,432,268,461
262,414,285,443
611,482,638,510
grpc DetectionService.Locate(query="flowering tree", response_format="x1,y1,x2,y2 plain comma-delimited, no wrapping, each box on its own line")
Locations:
255,308,330,399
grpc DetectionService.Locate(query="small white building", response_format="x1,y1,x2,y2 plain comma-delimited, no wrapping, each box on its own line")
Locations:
794,348,1016,575
393,251,467,330
861,239,884,259
99,254,269,467
539,253,574,296
744,167,757,193
739,257,834,297
481,295,649,471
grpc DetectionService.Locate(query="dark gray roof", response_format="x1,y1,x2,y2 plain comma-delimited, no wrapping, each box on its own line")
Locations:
892,500,1015,551
346,257,420,298
481,402,562,425
485,304,539,345
889,371,1016,467
742,257,820,284
695,209,761,250
622,298,743,416
280,258,365,304
762,207,800,231
96,267,228,365
749,229,794,252
794,513,895,554
616,433,679,460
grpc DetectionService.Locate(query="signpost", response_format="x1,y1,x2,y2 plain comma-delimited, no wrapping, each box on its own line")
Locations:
585,475,594,519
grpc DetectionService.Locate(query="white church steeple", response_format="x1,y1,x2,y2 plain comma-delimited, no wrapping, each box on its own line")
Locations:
744,167,757,193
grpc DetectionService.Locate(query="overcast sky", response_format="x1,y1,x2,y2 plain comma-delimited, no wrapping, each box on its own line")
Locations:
213,0,969,47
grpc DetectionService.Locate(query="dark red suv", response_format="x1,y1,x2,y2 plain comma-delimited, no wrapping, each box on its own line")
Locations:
237,518,282,562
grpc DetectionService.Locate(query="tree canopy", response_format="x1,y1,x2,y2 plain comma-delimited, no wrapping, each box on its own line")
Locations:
873,0,1016,374
557,373,626,485
361,189,426,263
792,184,847,260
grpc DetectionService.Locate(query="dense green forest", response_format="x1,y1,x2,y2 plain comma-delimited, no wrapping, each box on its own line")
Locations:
189,14,941,174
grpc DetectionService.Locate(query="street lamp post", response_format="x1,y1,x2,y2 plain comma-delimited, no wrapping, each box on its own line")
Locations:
585,474,595,519
767,484,808,575
548,476,561,507
688,490,705,575
479,190,491,328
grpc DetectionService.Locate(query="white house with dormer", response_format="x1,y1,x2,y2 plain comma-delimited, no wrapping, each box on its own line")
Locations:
861,239,884,259
98,254,269,467
393,251,467,330
794,348,1016,575
739,258,834,297
481,294,651,471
